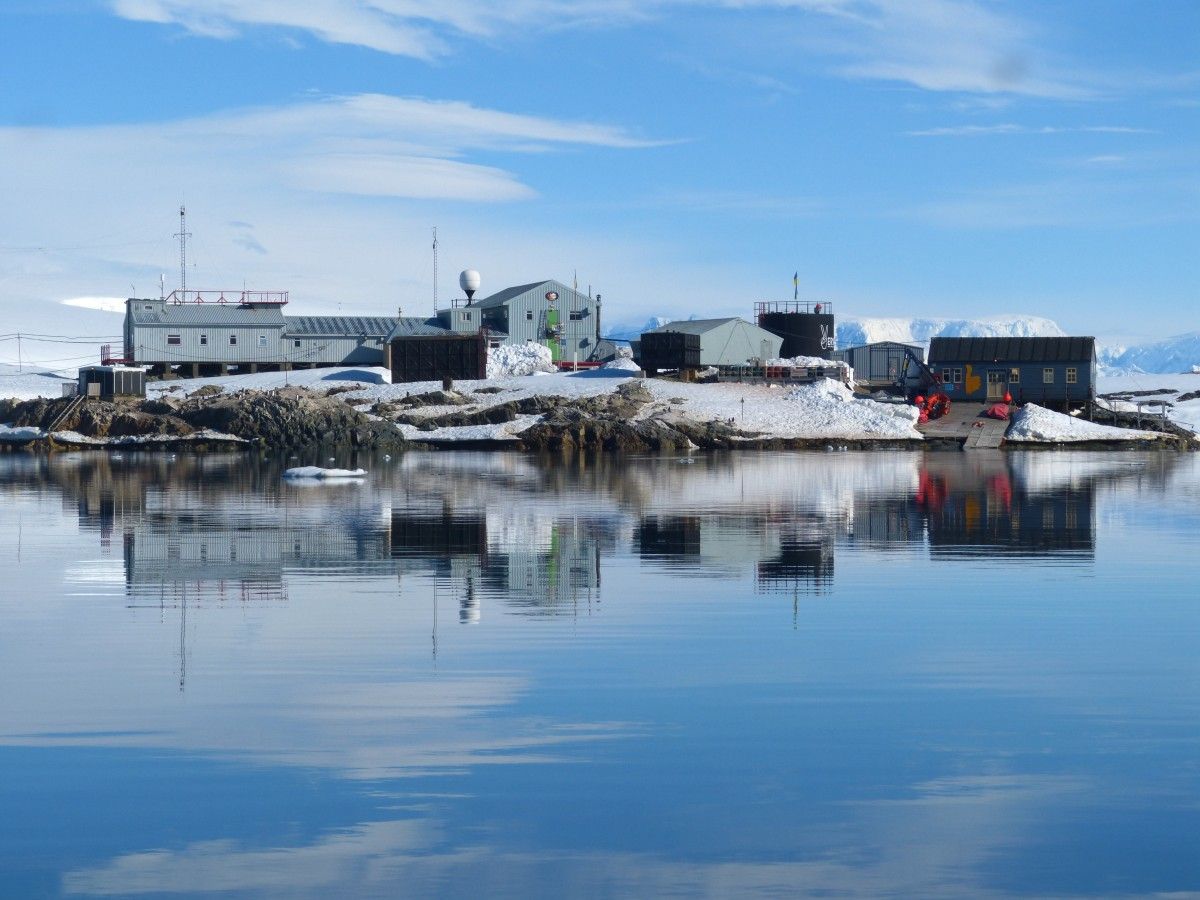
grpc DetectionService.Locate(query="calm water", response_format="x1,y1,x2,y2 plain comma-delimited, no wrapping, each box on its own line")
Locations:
1,450,1198,898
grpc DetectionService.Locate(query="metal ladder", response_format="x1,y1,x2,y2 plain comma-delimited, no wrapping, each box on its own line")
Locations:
45,394,85,433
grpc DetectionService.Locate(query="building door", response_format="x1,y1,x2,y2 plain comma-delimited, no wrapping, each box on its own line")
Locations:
987,369,1007,400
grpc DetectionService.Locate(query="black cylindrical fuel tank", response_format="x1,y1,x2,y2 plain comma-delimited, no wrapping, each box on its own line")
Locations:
757,312,836,359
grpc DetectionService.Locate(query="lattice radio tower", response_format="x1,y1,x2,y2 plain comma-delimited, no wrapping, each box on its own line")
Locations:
174,205,192,293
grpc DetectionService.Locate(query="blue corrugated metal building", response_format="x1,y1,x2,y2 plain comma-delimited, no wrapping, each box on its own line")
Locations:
928,336,1097,407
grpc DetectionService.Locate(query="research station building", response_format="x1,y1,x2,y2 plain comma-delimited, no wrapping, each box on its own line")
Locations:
115,292,399,375
928,336,1097,407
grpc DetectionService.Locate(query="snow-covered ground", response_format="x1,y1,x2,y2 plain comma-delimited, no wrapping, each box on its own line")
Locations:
7,362,1194,446
1097,372,1200,437
1006,404,1165,443
146,366,923,442
0,370,75,402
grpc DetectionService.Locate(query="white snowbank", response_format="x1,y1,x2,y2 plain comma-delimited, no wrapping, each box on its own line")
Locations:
0,423,46,442
602,358,641,372
1006,404,1163,443
487,343,555,379
776,379,921,439
765,355,849,370
283,466,367,479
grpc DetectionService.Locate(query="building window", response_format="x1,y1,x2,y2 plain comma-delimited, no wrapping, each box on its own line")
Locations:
1010,368,1020,383
143,305,153,311
294,339,302,348
952,368,962,384
229,335,238,346
200,334,208,346
1066,367,1077,384
257,335,268,348
525,310,533,321
166,334,181,345
941,368,952,384
569,310,585,321
1043,368,1054,383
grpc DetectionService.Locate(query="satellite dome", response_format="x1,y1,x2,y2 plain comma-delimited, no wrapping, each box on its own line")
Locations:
459,269,481,300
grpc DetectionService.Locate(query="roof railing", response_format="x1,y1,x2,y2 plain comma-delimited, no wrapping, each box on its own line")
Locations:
164,290,289,305
755,300,833,316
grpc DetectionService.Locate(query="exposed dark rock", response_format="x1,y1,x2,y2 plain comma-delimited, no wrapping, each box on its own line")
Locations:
178,389,405,451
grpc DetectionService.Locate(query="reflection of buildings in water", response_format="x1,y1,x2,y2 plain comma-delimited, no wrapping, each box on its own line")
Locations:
845,455,1102,559
917,456,1095,558
389,511,605,620
637,513,836,596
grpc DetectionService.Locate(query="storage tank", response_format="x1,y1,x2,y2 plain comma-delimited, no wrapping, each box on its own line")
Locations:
756,302,835,360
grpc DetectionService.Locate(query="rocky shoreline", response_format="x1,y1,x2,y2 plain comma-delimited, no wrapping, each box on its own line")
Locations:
1,378,1191,453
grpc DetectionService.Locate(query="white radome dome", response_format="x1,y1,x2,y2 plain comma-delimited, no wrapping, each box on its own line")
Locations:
459,269,481,293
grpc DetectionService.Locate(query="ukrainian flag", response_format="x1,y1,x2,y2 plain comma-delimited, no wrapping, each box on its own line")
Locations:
793,271,799,300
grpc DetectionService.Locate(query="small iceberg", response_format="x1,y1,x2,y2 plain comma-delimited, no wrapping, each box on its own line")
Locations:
283,466,367,479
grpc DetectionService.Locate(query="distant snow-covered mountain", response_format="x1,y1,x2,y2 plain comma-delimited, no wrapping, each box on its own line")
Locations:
1098,331,1200,375
836,315,1065,348
603,315,675,339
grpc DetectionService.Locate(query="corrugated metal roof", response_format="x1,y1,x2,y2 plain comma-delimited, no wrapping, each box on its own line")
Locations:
285,316,399,337
469,281,548,309
386,317,454,339
646,317,745,335
838,340,924,352
929,336,1096,363
129,304,286,326
467,279,591,310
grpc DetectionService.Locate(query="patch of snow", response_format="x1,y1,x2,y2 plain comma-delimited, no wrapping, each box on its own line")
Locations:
1006,404,1163,442
602,357,641,372
284,466,367,479
0,423,46,442
765,355,850,370
399,416,540,443
146,367,393,398
486,343,556,379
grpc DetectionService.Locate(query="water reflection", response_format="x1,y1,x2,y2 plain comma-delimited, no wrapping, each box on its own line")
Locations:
1,450,1198,898
2,451,1183,616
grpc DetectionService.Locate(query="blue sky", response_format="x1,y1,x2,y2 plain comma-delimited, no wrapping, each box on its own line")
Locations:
0,0,1196,363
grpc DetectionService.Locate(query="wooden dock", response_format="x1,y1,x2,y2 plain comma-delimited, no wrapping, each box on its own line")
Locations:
917,402,1008,449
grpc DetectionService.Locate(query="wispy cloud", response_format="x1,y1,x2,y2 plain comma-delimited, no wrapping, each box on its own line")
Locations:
907,124,1156,137
105,0,1100,99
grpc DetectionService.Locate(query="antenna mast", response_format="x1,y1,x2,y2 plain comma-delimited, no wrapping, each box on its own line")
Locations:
174,205,192,293
432,226,439,312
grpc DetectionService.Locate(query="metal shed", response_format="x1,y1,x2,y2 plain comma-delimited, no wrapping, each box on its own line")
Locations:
77,365,146,399
928,336,1097,407
642,318,782,367
833,341,925,387
389,332,487,384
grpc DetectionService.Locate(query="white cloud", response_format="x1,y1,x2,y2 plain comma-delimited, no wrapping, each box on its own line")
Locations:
0,92,672,345
106,0,1096,98
60,297,129,314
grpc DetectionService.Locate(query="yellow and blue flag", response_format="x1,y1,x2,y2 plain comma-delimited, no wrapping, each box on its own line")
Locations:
792,271,799,300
